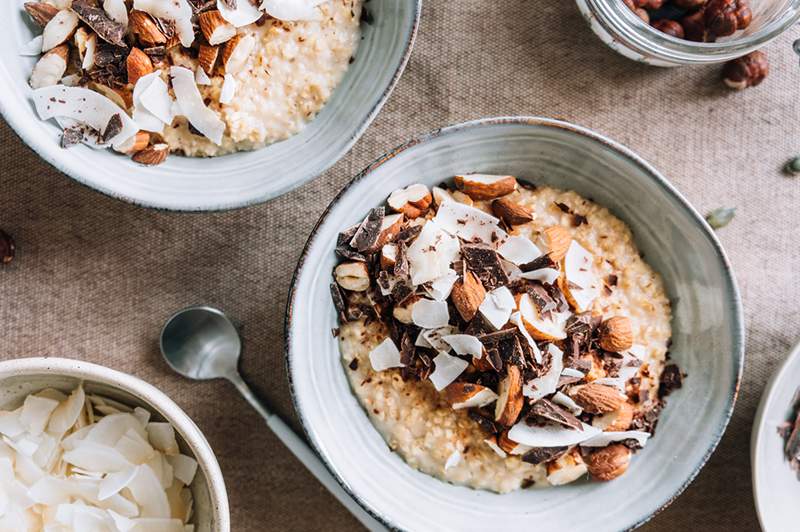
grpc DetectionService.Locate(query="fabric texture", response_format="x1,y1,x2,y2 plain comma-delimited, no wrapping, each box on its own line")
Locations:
2,1,800,530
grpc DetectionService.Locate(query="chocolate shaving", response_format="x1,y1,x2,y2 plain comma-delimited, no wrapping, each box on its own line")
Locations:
101,113,123,143
461,244,508,290
396,224,422,244
71,0,127,47
350,207,384,252
519,254,556,273
554,201,588,227
393,242,409,277
527,399,583,430
399,332,415,367
521,446,567,465
330,283,347,322
468,410,498,434
60,127,84,148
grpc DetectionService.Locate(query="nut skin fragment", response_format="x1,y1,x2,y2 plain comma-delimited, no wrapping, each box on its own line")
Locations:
453,175,517,200
334,261,371,292
542,225,571,262
131,144,169,166
492,197,533,226
494,365,524,426
129,10,167,45
24,1,59,26
571,383,624,414
450,270,486,322
0,230,15,265
585,444,632,481
722,51,768,90
598,316,634,352
126,47,154,85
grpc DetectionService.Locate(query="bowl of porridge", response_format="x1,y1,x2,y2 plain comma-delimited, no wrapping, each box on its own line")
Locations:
286,117,744,531
1,0,419,210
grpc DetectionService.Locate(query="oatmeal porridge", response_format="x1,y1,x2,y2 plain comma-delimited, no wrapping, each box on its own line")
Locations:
25,0,363,164
330,174,683,493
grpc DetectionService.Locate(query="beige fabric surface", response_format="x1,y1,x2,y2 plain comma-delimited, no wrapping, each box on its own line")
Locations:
2,1,800,530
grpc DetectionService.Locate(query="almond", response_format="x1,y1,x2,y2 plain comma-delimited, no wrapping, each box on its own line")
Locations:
585,444,631,481
571,383,624,414
198,10,237,46
24,1,59,26
497,429,530,455
42,9,79,51
450,270,485,322
129,10,167,45
451,190,474,206
492,197,533,226
598,316,633,352
131,143,169,166
221,33,255,74
334,261,370,292
114,131,150,155
444,382,498,410
454,174,517,200
369,213,404,252
494,365,523,426
392,295,420,324
29,45,68,89
387,184,432,219
198,44,220,75
431,186,454,208
126,47,154,85
593,401,634,432
380,243,397,270
546,449,588,486
542,225,572,262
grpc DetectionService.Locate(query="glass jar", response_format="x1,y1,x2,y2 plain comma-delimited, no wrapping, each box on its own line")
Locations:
575,0,800,66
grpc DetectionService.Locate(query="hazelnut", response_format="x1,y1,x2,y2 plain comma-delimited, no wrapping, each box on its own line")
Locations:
633,0,663,8
681,9,708,41
722,50,768,89
586,444,632,481
635,7,650,23
0,230,15,265
704,0,740,38
734,0,752,29
334,261,371,292
651,19,685,38
673,0,707,8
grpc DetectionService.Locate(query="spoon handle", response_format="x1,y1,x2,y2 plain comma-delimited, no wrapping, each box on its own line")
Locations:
228,374,386,532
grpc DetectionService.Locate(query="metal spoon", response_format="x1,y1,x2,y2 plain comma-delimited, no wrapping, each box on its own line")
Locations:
159,305,384,532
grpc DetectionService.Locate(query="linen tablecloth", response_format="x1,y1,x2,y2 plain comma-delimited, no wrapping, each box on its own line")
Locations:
2,1,800,530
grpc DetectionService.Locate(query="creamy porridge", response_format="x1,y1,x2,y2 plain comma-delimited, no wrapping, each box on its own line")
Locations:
330,175,683,492
25,0,362,164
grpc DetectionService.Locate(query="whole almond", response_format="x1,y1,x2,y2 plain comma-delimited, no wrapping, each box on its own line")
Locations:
129,10,167,45
126,47,154,85
585,444,631,481
598,316,634,352
454,174,517,200
24,1,59,26
132,144,169,166
543,225,572,262
495,365,523,426
572,383,624,414
114,131,150,155
492,197,533,226
450,270,485,322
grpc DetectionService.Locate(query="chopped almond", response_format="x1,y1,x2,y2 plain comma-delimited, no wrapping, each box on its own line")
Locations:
454,174,517,200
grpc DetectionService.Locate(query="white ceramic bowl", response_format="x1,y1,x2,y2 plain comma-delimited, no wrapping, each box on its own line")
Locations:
1,2,420,211
752,341,800,532
0,357,230,532
286,117,744,531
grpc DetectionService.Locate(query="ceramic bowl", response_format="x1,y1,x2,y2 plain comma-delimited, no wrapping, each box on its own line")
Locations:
752,341,800,532
1,2,420,211
286,117,744,531
0,357,230,532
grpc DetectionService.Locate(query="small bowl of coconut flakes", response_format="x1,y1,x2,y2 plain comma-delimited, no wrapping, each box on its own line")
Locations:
0,357,229,532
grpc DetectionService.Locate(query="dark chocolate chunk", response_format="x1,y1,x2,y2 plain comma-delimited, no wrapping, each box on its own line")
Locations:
350,207,384,252
521,446,568,465
528,399,583,430
60,127,84,148
399,332,415,367
393,242,409,278
519,254,556,273
396,224,422,244
71,0,127,47
468,410,498,434
330,283,347,322
101,113,123,143
461,244,508,290
658,364,684,398
348,358,358,370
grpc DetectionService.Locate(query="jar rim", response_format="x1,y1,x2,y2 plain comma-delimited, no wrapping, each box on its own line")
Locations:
586,0,800,64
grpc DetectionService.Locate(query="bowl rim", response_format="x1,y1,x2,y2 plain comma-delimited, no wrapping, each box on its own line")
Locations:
751,339,800,530
284,116,745,531
0,0,422,212
0,356,231,532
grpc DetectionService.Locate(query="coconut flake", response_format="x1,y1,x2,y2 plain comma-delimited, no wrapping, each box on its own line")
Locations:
218,0,263,26
580,430,651,448
434,201,507,244
428,352,468,391
523,344,564,400
0,409,24,438
20,395,59,436
418,326,456,352
259,0,328,21
138,74,174,125
82,33,97,71
520,267,561,284
508,420,600,448
517,292,569,340
133,0,195,47
32,85,138,146
170,66,224,145
47,385,85,436
563,240,600,312
20,35,44,56
552,391,583,416
497,236,541,265
195,66,211,86
406,220,460,286
368,337,403,371
561,367,585,379
98,467,137,501
411,299,450,329
128,465,171,518
509,311,541,363
426,269,458,301
148,423,179,456
444,450,461,471
626,344,647,361
167,454,198,486
219,74,237,105
485,438,507,458
441,334,483,358
103,0,129,24
478,286,515,330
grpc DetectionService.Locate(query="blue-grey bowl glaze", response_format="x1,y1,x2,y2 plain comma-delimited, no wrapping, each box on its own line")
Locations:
286,117,744,531
0,1,420,211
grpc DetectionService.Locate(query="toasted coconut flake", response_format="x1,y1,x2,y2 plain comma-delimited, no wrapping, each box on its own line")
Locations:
442,334,483,358
434,201,507,244
508,420,600,448
42,9,79,52
520,267,560,284
219,73,238,104
260,0,327,21
406,220,460,286
411,298,450,329
170,66,224,145
133,0,195,47
523,344,564,400
497,236,541,265
33,85,138,147
478,285,515,330
218,0,263,26
580,430,651,448
428,352,469,391
369,337,403,371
